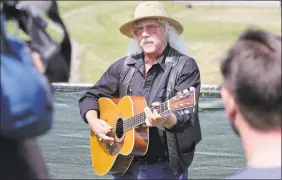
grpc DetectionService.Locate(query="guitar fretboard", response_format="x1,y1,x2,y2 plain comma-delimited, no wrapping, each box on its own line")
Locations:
123,101,169,132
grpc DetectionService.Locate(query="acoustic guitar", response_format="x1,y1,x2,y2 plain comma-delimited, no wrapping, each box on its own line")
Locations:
90,88,197,176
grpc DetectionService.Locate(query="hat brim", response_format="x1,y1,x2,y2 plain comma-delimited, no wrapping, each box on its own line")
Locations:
119,16,183,38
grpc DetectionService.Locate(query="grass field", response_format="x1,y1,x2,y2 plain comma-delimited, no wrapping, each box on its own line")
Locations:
7,1,282,84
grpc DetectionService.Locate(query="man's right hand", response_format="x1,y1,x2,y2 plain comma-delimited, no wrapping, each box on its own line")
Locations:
86,110,115,145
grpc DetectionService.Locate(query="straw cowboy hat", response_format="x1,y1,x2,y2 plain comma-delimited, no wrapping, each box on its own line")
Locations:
119,1,184,38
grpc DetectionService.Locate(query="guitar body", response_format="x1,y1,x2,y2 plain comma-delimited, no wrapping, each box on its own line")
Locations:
89,88,196,176
90,96,149,176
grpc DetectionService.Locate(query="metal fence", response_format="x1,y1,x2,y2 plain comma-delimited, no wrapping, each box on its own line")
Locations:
51,83,221,98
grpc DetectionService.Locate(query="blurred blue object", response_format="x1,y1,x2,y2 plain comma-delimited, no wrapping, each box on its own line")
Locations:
0,14,53,140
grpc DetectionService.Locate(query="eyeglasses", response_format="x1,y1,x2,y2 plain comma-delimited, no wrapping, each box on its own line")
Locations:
133,24,162,36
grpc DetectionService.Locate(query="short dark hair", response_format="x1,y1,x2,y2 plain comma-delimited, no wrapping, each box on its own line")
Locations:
221,28,281,131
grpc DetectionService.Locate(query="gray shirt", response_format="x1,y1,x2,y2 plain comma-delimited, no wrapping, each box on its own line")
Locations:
226,167,281,179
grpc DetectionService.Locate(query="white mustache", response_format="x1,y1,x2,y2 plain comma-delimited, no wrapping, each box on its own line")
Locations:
140,37,156,46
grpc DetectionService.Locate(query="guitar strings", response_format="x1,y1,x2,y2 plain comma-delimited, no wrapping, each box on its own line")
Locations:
117,101,169,132
115,102,168,132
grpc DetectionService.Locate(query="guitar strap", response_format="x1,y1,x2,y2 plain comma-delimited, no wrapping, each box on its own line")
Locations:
119,56,136,98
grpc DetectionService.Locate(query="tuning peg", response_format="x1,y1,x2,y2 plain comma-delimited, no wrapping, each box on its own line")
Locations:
163,111,170,116
184,109,190,114
176,91,182,95
190,87,195,91
179,110,184,115
183,89,189,93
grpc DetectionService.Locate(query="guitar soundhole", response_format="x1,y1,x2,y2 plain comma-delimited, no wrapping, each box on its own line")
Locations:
116,118,124,139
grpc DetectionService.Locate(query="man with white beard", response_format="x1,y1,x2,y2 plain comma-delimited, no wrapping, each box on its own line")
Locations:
79,1,202,179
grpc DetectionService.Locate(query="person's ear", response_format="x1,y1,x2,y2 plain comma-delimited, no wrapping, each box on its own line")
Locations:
220,87,237,122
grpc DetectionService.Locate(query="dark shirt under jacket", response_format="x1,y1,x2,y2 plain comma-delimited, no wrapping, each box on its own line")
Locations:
79,44,201,163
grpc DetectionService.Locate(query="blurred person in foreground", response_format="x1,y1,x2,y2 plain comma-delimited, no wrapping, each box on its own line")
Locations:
0,19,51,179
220,28,281,179
79,1,202,179
0,41,51,179
0,1,72,179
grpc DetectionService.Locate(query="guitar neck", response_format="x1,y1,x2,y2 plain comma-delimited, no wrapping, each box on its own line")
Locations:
122,89,195,132
123,101,169,132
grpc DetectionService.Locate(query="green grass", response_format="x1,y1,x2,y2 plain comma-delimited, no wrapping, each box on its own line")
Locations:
6,1,281,84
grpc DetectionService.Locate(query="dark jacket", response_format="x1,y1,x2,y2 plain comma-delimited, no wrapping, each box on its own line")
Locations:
79,45,202,176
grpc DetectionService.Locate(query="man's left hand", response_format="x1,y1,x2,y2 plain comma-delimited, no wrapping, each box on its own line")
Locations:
144,102,176,129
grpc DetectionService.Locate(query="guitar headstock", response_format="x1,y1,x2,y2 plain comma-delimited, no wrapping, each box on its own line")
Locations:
168,87,196,111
